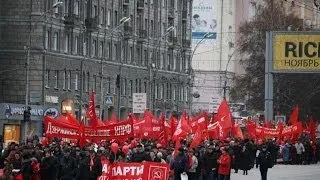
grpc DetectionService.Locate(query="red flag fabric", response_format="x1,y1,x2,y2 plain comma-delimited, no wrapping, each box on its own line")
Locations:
87,91,98,128
158,113,168,147
172,112,192,141
190,126,202,149
78,121,86,148
217,98,232,129
207,122,220,139
232,124,244,140
246,120,257,139
65,112,80,126
289,105,299,125
191,112,208,133
170,116,178,138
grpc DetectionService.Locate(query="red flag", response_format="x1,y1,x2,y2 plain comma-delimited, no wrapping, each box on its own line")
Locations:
87,91,98,128
173,138,182,157
232,124,244,140
78,121,86,148
289,105,299,125
170,115,178,137
172,112,192,141
191,112,208,133
190,126,202,149
65,112,80,126
217,99,232,129
158,113,168,147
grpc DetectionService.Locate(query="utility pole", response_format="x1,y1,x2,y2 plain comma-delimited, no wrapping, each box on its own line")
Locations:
24,46,30,141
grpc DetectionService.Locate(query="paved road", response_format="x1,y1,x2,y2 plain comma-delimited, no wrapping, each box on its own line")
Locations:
230,164,320,180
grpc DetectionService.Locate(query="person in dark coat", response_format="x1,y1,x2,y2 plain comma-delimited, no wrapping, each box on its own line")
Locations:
257,145,272,180
20,152,33,180
89,150,102,180
239,145,251,175
202,145,220,180
76,151,90,180
59,149,77,180
131,144,151,162
11,152,22,169
170,147,188,180
232,143,241,173
40,150,58,180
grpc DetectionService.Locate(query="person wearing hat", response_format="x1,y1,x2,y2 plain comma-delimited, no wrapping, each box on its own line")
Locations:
187,149,198,180
170,147,188,180
203,145,220,180
217,146,231,180
40,150,58,180
59,148,76,180
131,144,151,162
257,145,272,180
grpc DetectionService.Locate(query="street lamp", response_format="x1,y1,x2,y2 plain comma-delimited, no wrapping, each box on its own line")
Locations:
149,26,175,113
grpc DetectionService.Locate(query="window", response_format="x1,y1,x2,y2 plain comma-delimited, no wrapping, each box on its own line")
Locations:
84,38,88,56
107,42,111,59
92,40,97,57
100,7,104,25
75,73,79,90
150,20,154,37
63,70,66,89
74,1,79,15
92,5,97,18
86,72,90,92
54,0,59,14
67,71,71,90
93,75,97,92
65,34,69,52
155,84,158,99
144,82,147,93
54,70,59,88
64,0,69,15
160,53,165,69
82,72,86,91
129,46,133,63
138,79,141,93
45,70,50,88
163,23,166,34
114,11,118,26
113,43,117,61
99,41,104,57
53,32,58,51
173,85,176,100
185,87,188,102
135,79,138,93
107,10,111,26
182,87,185,101
143,50,147,66
74,36,78,54
160,84,164,99
129,80,133,96
121,78,126,95
173,55,176,70
137,46,141,65
144,18,148,29
107,77,111,94
45,31,50,49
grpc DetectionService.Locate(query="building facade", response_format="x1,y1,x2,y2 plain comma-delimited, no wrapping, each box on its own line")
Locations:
0,0,193,139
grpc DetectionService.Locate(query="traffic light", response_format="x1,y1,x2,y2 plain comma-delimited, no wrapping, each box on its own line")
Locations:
23,107,31,122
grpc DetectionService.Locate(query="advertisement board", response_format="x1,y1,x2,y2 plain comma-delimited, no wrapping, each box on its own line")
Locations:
273,32,320,71
3,124,21,147
132,93,147,114
192,0,217,43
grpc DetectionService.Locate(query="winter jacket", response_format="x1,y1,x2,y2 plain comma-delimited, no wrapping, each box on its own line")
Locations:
40,156,57,180
20,159,33,180
282,144,291,162
258,150,272,170
239,149,251,170
59,156,76,180
131,151,151,162
218,153,231,176
89,156,102,180
202,151,220,173
76,157,90,180
171,153,188,174
295,143,305,155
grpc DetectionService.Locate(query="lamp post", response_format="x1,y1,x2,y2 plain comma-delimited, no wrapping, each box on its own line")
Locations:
149,26,175,113
223,50,237,99
188,32,214,114
24,2,63,141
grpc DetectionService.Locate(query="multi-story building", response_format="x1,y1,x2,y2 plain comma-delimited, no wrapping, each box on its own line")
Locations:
0,0,193,140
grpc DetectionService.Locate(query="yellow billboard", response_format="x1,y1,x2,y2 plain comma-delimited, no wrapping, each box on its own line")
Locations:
273,33,320,71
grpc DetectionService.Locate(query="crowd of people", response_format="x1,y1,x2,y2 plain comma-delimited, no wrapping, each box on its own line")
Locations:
0,135,319,180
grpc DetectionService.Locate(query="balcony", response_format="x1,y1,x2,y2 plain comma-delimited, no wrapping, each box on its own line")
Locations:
123,25,133,38
85,17,98,31
168,8,175,19
137,0,144,10
64,13,78,25
123,0,129,5
182,10,188,21
138,29,147,42
167,36,178,48
182,39,191,48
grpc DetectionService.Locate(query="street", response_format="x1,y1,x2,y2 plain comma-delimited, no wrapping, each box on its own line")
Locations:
231,164,320,180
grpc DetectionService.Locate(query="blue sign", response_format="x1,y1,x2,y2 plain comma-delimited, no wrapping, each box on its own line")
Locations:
106,95,114,106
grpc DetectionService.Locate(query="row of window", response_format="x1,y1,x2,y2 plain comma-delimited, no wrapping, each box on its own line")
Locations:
45,31,189,70
44,69,189,101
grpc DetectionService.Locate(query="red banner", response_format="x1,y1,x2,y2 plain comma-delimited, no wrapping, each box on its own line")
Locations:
98,161,169,180
282,122,303,136
44,116,134,141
